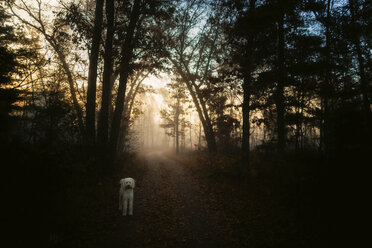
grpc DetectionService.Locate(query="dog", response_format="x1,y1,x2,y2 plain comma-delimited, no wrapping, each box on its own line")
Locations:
119,177,135,216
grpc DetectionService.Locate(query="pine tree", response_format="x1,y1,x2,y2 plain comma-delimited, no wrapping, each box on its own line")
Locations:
0,3,24,141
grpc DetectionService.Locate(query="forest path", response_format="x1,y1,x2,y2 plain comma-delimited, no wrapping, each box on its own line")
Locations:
104,151,227,248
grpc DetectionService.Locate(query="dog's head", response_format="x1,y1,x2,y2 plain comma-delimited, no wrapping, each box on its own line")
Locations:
120,177,135,189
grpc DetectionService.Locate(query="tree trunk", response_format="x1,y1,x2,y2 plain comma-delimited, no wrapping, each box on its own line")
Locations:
117,71,148,149
276,13,286,153
242,72,251,173
242,0,256,174
117,74,145,152
97,0,115,147
170,57,217,152
186,80,216,152
86,0,104,145
322,0,331,155
319,98,324,152
175,97,180,154
192,83,217,152
172,62,217,152
110,0,142,157
190,115,192,150
198,122,201,150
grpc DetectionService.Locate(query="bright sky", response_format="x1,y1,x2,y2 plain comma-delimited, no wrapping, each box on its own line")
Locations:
142,74,169,90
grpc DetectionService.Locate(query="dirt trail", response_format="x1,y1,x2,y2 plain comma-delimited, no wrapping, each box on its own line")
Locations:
104,151,226,248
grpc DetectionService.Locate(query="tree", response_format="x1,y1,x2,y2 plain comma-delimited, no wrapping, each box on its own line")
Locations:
117,71,151,153
0,2,20,141
225,0,258,173
164,0,228,153
8,0,85,138
109,0,175,156
97,0,115,149
86,0,104,145
346,0,371,138
109,0,142,155
160,79,188,154
57,0,174,159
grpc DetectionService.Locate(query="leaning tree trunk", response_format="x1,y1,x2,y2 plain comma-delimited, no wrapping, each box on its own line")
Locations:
86,0,104,145
193,83,217,152
110,0,142,157
171,61,217,153
186,80,217,152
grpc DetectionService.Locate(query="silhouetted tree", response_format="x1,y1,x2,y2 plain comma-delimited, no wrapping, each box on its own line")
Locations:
164,0,232,153
8,0,85,138
97,0,115,157
345,0,371,138
0,3,20,142
86,0,104,145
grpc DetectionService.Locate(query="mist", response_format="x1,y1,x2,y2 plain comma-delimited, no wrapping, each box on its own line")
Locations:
126,83,206,153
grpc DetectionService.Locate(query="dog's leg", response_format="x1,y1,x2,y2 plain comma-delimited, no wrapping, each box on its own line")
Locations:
123,198,128,216
129,196,133,215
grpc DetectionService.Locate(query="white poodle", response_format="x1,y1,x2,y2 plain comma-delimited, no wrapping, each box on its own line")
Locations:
119,177,135,216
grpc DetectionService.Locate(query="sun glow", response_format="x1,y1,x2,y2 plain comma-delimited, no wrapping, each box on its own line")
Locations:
142,73,170,107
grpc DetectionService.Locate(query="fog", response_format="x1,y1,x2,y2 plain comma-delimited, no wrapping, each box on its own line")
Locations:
123,77,321,154
124,79,206,153
125,78,259,153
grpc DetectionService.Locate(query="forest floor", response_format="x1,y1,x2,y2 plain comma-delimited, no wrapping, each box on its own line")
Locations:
103,151,229,248
63,150,230,248
7,149,327,248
